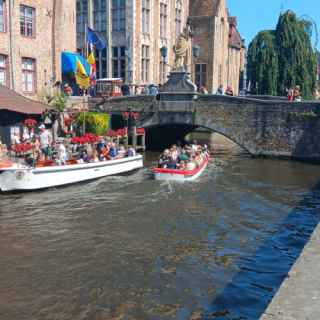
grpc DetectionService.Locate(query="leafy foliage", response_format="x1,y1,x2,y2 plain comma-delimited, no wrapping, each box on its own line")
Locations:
247,30,278,95
76,112,110,136
38,87,68,112
247,10,317,98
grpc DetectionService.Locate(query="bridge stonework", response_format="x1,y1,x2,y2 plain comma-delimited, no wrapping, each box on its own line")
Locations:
90,95,320,161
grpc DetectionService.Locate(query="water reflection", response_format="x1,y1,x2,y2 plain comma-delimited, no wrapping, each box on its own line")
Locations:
0,155,320,320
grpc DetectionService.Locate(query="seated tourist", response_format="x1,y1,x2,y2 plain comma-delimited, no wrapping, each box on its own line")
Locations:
186,160,197,171
194,152,203,167
178,160,187,170
117,145,127,158
166,156,177,169
127,147,136,157
178,151,189,162
57,141,68,165
158,149,170,168
96,139,106,153
108,143,118,159
91,150,100,162
79,150,90,163
170,145,179,161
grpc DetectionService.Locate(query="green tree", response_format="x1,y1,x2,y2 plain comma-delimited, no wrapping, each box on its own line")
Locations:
247,10,317,98
247,30,278,95
276,11,317,98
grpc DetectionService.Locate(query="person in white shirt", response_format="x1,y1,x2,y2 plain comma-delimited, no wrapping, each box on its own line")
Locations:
57,141,68,165
39,125,51,159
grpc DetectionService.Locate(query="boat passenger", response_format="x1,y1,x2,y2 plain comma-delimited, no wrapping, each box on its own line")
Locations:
178,160,187,170
186,160,197,171
128,147,136,157
80,150,90,163
158,149,170,168
166,156,177,169
57,141,68,165
108,143,118,159
39,125,52,160
178,151,189,162
96,139,106,153
91,150,100,162
117,145,127,158
170,145,179,161
194,152,203,167
191,140,198,153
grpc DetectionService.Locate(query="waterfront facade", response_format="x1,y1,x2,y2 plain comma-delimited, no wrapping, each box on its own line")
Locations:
189,0,245,95
0,0,76,99
76,0,190,87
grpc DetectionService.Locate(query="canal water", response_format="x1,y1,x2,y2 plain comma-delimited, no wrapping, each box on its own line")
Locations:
1,154,320,320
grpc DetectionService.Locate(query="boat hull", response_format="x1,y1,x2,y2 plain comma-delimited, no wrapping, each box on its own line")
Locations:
153,155,209,181
0,155,143,191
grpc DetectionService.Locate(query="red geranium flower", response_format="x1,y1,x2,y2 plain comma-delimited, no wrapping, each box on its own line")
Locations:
24,118,37,128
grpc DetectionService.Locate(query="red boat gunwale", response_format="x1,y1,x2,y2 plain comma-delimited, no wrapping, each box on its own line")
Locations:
152,155,209,176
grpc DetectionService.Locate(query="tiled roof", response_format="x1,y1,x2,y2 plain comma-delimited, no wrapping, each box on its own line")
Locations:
0,85,49,114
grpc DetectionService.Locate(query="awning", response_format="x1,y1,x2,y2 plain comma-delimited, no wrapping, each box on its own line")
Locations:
61,52,90,75
0,85,49,114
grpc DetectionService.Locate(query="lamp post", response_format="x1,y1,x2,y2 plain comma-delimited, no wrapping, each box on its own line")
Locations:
192,45,200,59
160,46,168,84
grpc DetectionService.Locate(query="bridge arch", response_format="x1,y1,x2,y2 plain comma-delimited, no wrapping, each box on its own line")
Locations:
139,115,252,154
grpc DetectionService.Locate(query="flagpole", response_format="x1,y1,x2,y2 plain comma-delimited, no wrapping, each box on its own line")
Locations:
85,23,88,58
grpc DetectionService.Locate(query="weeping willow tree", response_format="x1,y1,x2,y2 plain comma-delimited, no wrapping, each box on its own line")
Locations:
276,11,317,98
247,10,317,98
247,30,278,95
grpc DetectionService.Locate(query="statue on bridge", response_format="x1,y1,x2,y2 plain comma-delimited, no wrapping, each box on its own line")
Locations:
173,20,193,71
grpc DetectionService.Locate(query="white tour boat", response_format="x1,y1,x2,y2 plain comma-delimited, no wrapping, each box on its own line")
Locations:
152,154,209,181
0,155,143,192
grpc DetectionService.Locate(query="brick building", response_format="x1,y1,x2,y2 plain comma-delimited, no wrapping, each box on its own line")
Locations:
190,0,245,95
76,0,190,87
0,0,76,99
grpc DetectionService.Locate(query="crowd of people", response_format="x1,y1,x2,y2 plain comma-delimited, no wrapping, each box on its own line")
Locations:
158,141,209,171
5,125,137,167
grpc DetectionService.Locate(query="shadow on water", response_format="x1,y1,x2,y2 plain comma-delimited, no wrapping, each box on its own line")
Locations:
203,180,320,320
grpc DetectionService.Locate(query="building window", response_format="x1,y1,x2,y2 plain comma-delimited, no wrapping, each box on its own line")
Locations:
0,0,6,32
175,0,181,39
112,0,125,32
20,5,35,37
76,0,89,51
112,46,126,79
195,63,207,89
22,58,36,93
159,56,166,84
96,48,107,79
94,0,107,33
160,3,167,39
141,45,150,82
142,0,150,34
0,54,8,86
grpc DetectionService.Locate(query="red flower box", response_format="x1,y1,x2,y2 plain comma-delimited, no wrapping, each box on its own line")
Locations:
11,143,33,153
24,118,37,127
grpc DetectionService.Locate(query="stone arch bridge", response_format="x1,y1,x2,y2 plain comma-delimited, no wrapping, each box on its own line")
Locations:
89,94,320,162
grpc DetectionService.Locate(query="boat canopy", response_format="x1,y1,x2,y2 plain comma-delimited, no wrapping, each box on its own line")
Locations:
61,52,90,75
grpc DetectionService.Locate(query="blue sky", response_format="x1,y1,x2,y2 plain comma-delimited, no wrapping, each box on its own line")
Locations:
227,0,320,49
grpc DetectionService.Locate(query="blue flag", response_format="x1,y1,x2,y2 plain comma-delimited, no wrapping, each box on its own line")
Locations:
87,27,106,50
